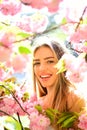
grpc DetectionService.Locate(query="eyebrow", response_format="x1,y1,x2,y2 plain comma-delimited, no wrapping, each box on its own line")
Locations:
33,56,54,61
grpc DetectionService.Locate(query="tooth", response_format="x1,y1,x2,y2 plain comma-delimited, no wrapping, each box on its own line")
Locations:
41,75,49,78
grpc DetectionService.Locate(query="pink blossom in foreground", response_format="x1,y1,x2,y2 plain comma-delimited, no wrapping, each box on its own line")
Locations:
0,91,27,115
0,92,42,117
30,112,50,130
0,0,22,15
0,97,17,115
78,113,87,130
28,94,50,129
24,94,42,114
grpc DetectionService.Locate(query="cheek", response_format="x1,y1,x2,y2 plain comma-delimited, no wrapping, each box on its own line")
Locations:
52,66,58,73
34,67,39,76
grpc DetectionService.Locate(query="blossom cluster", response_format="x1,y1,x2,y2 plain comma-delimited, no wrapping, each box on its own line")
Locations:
56,53,87,84
0,73,51,130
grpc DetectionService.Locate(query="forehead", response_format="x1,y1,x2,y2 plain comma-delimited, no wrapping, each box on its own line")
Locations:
34,45,54,57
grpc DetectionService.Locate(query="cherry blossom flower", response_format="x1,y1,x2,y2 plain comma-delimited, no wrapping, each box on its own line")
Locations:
21,0,62,12
78,113,87,130
0,89,50,129
65,57,87,83
65,55,87,73
0,0,22,15
72,43,87,53
16,16,31,32
17,12,49,33
0,32,16,48
28,12,49,33
59,0,87,22
7,54,29,73
57,53,87,83
0,97,25,116
70,26,87,43
65,70,85,83
60,54,76,70
0,47,12,62
30,111,50,130
24,94,42,114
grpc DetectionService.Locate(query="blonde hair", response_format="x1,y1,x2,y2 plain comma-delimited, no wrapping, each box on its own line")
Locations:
32,36,73,112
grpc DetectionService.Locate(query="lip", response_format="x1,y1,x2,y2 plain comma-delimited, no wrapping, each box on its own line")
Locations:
40,74,52,81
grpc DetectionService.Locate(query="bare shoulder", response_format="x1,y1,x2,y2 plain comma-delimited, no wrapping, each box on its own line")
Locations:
67,90,86,112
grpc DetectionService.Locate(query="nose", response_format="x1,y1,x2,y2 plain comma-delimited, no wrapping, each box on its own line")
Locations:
39,63,47,71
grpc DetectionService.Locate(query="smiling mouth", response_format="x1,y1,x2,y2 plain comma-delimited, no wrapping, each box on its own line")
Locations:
40,74,52,79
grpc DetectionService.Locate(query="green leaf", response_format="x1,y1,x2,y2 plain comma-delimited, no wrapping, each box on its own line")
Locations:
18,46,32,54
45,108,56,122
55,59,66,73
4,116,22,130
57,111,79,127
61,17,67,24
0,82,16,96
17,32,31,38
84,41,87,46
61,115,77,128
46,108,59,115
22,92,30,102
82,17,87,24
57,114,72,124
35,105,42,113
13,115,30,128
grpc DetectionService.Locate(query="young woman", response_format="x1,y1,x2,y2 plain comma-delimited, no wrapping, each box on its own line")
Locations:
32,36,86,130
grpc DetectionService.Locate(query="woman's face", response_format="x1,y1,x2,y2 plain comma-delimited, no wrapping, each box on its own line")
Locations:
33,46,58,88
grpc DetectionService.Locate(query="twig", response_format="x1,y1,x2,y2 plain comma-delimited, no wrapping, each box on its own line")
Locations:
0,110,17,121
75,6,87,31
0,85,30,116
17,112,24,130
